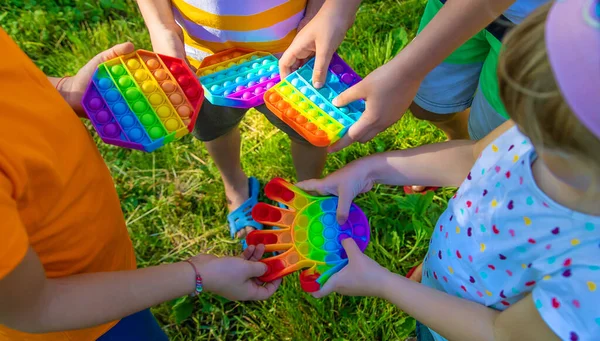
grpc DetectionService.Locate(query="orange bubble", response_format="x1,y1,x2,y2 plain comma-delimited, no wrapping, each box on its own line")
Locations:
146,58,160,70
268,93,281,103
276,101,289,110
295,116,308,124
169,93,184,105
154,69,168,81
183,118,191,126
315,130,327,136
285,108,299,118
177,105,192,118
305,123,317,131
161,81,177,93
232,52,242,58
220,56,230,62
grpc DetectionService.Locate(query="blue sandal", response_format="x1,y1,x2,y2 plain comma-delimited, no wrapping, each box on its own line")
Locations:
227,177,263,249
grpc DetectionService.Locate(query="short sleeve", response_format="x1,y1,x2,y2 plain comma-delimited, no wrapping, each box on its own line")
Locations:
0,172,28,279
532,250,600,341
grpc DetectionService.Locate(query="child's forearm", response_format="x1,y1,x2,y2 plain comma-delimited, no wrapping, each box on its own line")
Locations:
137,0,178,32
390,0,516,80
2,255,194,333
359,140,476,188
377,271,558,341
379,271,499,341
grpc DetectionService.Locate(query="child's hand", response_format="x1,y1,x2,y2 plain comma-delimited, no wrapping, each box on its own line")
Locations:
56,42,135,116
190,245,282,301
149,24,187,62
312,238,389,299
327,60,422,152
280,0,359,88
297,160,374,224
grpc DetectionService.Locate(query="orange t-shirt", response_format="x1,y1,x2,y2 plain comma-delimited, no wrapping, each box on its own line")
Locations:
0,29,136,340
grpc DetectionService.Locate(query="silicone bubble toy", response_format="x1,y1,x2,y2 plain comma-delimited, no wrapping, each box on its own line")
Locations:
246,178,370,292
196,48,280,108
82,50,203,152
263,53,365,147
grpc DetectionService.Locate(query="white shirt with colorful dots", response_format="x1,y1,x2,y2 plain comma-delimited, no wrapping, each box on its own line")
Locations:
421,126,600,341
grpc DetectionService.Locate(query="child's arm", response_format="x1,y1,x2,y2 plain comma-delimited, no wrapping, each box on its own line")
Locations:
299,120,514,224
136,0,186,59
317,239,560,341
281,0,517,151
0,245,279,333
298,0,327,31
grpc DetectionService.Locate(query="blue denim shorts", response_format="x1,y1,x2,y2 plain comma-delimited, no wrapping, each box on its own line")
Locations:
98,309,169,341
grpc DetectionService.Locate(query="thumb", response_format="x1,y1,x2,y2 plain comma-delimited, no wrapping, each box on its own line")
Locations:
246,260,269,278
312,44,335,89
335,187,354,225
311,275,337,299
327,113,372,153
100,42,135,62
332,81,364,107
341,238,361,259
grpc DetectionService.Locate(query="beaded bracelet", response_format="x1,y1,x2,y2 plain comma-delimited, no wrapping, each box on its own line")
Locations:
185,259,203,296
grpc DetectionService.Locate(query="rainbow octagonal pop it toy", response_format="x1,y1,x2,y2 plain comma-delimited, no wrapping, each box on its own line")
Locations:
82,50,203,152
195,48,280,108
246,178,370,292
263,53,365,147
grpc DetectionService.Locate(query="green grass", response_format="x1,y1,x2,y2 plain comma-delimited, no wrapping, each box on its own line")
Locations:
1,0,455,339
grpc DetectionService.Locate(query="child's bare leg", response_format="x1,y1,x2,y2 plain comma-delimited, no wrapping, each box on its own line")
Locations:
204,126,253,238
290,140,327,181
410,103,470,140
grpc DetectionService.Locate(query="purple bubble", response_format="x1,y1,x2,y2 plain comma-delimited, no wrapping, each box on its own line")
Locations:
266,82,276,89
341,73,355,85
331,64,344,74
89,97,103,110
248,81,257,87
254,87,265,95
103,123,120,137
242,92,253,100
270,73,279,79
353,224,366,237
96,110,111,124
259,76,269,83
235,85,246,92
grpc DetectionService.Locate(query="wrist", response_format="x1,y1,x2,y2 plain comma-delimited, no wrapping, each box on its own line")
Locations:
377,268,401,300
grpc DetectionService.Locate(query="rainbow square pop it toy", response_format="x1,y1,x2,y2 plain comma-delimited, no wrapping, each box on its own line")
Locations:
246,178,370,292
195,48,280,108
263,53,365,147
82,50,203,152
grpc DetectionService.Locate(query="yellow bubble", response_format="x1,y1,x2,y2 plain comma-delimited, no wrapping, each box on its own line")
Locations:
141,81,156,93
587,281,597,292
134,69,148,81
165,119,179,131
524,217,532,226
480,243,486,252
149,93,163,105
157,106,171,118
571,238,580,246
126,58,140,69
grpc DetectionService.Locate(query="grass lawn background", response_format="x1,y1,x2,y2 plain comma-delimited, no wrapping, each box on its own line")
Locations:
1,0,456,339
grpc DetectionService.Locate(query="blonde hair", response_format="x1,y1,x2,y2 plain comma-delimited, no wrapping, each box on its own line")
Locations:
497,2,600,185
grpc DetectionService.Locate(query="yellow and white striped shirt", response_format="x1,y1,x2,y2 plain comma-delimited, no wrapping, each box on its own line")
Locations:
172,0,307,68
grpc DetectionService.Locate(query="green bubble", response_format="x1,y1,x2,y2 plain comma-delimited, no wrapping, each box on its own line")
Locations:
111,65,125,76
118,76,132,88
132,101,148,113
148,126,164,139
140,113,156,126
124,88,141,101
310,235,325,248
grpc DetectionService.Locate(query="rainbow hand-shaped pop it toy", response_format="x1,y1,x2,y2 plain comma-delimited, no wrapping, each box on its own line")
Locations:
195,48,280,108
245,178,370,292
82,50,203,152
263,54,365,147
